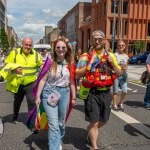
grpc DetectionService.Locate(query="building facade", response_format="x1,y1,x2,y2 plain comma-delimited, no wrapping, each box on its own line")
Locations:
0,0,6,29
79,0,150,55
58,2,91,53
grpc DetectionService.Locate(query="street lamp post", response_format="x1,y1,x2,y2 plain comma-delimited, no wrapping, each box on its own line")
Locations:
112,0,117,52
120,0,124,41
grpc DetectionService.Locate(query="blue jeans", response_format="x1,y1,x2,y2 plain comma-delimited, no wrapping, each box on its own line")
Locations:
144,80,150,107
42,83,70,150
113,76,127,94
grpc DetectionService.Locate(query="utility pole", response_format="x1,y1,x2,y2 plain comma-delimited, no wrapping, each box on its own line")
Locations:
120,0,124,41
112,0,117,52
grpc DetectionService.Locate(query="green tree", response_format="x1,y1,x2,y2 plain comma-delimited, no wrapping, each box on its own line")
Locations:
0,27,9,52
10,36,15,49
134,41,146,53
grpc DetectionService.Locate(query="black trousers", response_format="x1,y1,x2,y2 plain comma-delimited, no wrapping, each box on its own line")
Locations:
13,81,35,116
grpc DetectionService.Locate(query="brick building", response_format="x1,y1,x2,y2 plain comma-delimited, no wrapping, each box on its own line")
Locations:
79,0,150,55
58,2,91,53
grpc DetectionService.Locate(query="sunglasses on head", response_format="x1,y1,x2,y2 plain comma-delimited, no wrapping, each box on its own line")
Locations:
56,46,66,50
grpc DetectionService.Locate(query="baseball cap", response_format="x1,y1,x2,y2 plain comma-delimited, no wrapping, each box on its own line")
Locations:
92,30,105,38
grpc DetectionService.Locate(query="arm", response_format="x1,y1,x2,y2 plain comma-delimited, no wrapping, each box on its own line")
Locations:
108,55,121,77
70,78,76,106
35,72,48,106
76,66,87,78
146,64,150,75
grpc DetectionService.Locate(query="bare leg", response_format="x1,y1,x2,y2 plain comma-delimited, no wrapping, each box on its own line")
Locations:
113,93,117,105
119,92,126,104
88,122,99,149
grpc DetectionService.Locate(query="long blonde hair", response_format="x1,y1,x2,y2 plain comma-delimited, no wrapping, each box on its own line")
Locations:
51,37,73,76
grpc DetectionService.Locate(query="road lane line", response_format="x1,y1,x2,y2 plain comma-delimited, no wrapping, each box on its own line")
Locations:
128,82,146,88
0,117,4,139
111,110,150,139
127,87,132,90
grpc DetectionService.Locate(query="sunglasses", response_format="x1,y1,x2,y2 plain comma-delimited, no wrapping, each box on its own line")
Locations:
56,46,66,50
119,45,124,47
93,38,103,42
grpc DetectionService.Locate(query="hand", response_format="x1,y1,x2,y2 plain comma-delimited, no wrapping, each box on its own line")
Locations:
14,67,23,75
72,99,76,106
35,97,41,107
107,56,114,65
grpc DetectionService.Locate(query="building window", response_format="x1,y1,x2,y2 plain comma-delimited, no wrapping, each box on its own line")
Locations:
110,20,118,35
111,0,118,13
110,20,113,35
124,20,128,35
104,2,107,15
123,1,128,14
148,23,150,36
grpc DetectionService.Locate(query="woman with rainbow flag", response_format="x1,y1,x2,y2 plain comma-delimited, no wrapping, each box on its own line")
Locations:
33,36,76,150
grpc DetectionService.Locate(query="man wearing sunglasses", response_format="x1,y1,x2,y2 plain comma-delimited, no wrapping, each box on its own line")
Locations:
5,37,43,125
76,30,121,150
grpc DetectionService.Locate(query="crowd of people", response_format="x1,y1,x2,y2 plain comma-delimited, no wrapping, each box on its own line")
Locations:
0,30,149,150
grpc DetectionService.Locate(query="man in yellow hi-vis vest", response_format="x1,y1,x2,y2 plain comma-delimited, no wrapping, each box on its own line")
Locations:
5,37,43,124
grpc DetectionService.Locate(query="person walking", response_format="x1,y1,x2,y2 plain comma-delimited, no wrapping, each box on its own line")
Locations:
76,30,121,150
112,40,129,112
35,36,76,150
5,37,43,123
40,48,48,63
144,54,150,109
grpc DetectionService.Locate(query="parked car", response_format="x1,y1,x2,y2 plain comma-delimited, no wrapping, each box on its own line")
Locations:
128,51,150,65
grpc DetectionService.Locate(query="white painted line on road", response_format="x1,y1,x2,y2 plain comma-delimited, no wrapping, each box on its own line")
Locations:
111,110,150,139
127,87,132,90
0,117,4,139
129,82,146,88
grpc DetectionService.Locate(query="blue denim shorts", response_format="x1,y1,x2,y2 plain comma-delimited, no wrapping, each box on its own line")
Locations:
113,76,127,94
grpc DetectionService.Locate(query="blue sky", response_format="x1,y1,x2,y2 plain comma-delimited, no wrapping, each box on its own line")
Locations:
7,0,91,43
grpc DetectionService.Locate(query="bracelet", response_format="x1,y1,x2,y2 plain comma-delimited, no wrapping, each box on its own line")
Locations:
72,98,76,100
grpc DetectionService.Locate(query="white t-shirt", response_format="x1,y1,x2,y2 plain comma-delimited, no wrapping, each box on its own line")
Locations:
47,61,70,87
114,52,129,66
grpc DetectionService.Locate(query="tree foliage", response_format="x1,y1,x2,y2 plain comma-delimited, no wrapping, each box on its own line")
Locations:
0,27,9,52
134,41,146,52
10,36,15,49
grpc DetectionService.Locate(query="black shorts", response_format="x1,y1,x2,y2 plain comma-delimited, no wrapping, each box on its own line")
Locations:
84,89,112,123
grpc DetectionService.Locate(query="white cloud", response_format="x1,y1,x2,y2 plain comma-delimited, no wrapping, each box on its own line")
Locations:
7,0,92,42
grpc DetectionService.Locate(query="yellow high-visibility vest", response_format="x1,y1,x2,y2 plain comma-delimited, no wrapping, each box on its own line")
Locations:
5,48,43,85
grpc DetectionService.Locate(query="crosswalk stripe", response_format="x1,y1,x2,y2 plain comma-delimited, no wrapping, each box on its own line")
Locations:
127,87,132,90
129,82,146,88
111,110,150,139
0,117,4,139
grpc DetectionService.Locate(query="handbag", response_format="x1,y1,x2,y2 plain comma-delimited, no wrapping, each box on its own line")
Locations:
47,90,61,107
140,71,150,84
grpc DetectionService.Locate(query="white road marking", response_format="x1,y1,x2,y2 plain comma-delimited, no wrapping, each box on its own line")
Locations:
0,81,6,84
111,110,150,139
127,87,132,90
0,117,4,139
129,82,146,88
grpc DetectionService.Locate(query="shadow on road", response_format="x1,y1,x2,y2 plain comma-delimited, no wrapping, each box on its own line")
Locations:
124,124,150,139
73,104,84,113
124,101,144,108
64,126,91,150
24,130,48,150
2,112,27,125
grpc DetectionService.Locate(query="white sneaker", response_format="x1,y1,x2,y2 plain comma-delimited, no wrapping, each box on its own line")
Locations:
60,144,62,150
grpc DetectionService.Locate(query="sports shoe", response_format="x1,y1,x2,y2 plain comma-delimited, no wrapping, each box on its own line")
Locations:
12,115,18,124
111,104,118,111
118,104,124,112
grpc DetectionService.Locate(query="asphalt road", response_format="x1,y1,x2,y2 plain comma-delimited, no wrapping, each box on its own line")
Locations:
0,65,150,150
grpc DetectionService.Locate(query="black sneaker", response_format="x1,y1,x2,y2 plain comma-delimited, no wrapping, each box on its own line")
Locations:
12,115,18,124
